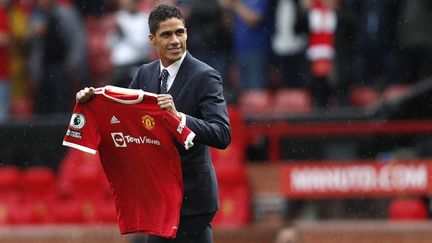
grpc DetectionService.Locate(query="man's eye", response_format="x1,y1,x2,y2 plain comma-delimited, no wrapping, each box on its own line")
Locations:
159,32,172,38
176,30,185,36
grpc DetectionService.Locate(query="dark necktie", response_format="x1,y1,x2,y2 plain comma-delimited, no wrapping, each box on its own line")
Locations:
160,69,169,94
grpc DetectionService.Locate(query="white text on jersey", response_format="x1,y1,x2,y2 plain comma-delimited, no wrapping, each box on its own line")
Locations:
111,132,160,147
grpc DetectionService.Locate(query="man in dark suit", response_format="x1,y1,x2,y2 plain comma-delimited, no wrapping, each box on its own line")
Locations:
77,4,231,243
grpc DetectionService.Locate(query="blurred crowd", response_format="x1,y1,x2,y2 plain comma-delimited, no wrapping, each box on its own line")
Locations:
1,0,432,120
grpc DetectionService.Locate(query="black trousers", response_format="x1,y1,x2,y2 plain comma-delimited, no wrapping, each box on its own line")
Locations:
147,213,215,243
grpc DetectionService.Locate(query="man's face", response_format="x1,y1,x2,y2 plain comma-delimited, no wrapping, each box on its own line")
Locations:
149,18,187,67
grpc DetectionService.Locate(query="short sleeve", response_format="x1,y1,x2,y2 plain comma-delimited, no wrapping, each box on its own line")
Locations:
62,102,101,154
162,111,195,150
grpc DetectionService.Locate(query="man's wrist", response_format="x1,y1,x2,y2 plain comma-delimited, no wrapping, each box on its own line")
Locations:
178,112,186,125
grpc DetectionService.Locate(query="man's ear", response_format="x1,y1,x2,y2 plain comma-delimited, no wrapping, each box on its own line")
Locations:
183,28,188,41
149,34,155,45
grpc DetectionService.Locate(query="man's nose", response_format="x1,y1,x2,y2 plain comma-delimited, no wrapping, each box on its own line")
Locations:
170,34,180,43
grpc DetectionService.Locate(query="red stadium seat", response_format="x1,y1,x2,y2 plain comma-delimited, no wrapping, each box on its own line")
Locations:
212,143,245,172
53,198,97,224
212,106,246,166
388,197,428,221
226,105,244,131
19,167,58,224
212,145,249,219
0,167,22,225
212,104,251,228
349,86,380,108
0,166,22,192
21,167,57,199
53,192,116,224
212,105,248,183
272,88,312,114
238,90,272,117
8,200,55,224
212,181,251,228
10,98,33,120
58,149,111,201
382,84,410,102
57,149,117,224
87,32,113,81
85,15,116,85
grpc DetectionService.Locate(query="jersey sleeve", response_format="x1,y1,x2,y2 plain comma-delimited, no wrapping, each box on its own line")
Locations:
162,111,195,150
62,102,101,154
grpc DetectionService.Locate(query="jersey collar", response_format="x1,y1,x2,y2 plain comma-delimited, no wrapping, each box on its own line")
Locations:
99,85,148,104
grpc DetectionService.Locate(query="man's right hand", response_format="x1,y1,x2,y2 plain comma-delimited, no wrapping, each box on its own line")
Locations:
76,87,95,103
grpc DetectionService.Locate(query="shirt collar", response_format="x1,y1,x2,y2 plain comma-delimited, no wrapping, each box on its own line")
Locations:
159,51,187,79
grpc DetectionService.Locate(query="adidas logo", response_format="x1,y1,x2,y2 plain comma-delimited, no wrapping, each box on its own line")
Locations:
110,116,120,124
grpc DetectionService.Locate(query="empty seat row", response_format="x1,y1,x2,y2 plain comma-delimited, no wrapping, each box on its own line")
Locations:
238,84,411,119
349,84,411,108
0,143,253,227
0,151,116,225
238,88,313,118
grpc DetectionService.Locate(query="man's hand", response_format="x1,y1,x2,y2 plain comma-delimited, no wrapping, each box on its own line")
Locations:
157,94,182,120
76,87,95,103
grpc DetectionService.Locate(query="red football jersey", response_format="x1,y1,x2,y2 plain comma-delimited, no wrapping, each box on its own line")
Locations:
62,86,195,238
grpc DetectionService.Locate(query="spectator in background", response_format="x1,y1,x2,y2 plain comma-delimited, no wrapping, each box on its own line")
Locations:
297,0,338,107
270,0,307,90
351,0,400,89
0,0,11,121
28,0,88,113
220,0,274,90
106,0,152,88
332,0,357,106
73,0,111,17
182,0,234,103
8,0,32,118
397,0,432,84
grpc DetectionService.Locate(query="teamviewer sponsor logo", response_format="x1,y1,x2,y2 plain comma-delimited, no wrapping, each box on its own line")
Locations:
111,132,127,147
111,132,161,147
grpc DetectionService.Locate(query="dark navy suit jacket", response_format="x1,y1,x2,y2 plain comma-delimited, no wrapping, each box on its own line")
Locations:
129,52,231,216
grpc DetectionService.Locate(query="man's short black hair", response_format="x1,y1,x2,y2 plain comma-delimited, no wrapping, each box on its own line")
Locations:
148,4,184,35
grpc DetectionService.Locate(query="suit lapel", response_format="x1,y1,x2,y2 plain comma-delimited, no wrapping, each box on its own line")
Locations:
148,62,161,94
140,62,161,94
168,52,192,98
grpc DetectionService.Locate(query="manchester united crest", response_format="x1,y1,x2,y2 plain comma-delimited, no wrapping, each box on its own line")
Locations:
141,115,155,130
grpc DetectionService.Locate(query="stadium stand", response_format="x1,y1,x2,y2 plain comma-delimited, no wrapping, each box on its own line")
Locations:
272,88,313,115
238,89,273,118
1,88,432,241
382,84,411,102
19,167,57,224
0,166,22,225
373,78,432,120
349,86,380,108
3,0,432,242
212,106,252,228
85,15,115,86
388,197,428,221
56,149,116,224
